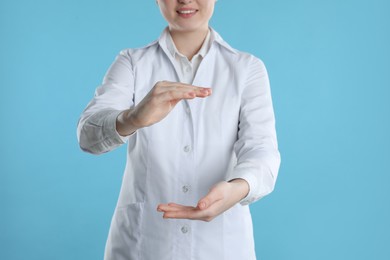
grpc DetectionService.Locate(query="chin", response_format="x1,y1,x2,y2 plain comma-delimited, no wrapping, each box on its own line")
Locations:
175,23,208,33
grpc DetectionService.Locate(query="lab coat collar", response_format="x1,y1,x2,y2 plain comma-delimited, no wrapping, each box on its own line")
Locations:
157,26,238,57
209,27,238,54
164,28,211,59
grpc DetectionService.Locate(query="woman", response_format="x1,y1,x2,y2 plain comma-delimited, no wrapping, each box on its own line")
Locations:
77,0,281,259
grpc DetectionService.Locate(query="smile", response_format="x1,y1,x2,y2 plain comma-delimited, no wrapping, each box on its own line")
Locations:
176,8,198,18
177,10,197,14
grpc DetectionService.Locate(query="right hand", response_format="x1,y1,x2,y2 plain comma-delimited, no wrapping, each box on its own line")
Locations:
117,81,212,135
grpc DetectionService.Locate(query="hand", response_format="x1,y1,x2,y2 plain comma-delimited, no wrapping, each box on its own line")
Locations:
156,179,249,222
117,81,212,136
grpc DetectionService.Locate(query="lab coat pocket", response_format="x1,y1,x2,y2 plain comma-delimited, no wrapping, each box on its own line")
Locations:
104,202,145,260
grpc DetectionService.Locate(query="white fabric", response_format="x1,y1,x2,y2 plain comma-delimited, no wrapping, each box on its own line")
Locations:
77,27,280,260
165,27,211,84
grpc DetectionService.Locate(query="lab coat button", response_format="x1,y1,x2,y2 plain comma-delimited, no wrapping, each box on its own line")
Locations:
181,225,189,234
182,185,190,193
183,145,191,152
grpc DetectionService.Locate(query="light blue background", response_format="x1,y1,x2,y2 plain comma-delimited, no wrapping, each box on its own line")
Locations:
1,0,389,259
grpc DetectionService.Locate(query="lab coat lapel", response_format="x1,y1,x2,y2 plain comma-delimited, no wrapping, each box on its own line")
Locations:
187,43,217,118
158,40,183,83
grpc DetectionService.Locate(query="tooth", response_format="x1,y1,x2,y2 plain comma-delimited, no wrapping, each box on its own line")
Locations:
179,10,195,14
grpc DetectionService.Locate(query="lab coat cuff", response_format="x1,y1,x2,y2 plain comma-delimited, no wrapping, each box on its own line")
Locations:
104,110,132,145
227,170,258,206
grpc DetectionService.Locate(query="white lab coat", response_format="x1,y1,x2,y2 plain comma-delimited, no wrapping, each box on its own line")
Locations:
77,27,280,260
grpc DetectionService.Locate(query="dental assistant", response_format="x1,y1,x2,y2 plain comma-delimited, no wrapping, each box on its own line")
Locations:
77,0,281,259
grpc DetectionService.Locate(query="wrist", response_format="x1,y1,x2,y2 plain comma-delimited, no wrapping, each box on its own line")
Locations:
228,178,249,202
116,109,142,136
124,109,143,128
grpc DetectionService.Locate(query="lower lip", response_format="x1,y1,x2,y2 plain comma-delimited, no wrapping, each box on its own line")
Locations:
177,11,197,18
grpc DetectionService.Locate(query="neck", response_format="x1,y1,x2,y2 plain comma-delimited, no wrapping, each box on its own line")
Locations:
169,27,209,60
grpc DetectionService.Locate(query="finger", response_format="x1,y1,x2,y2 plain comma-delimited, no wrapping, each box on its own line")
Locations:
163,208,204,220
157,204,183,212
195,88,212,97
174,85,212,97
167,81,210,89
158,203,195,212
157,83,212,97
165,86,211,98
156,81,210,90
167,202,192,208
157,89,197,102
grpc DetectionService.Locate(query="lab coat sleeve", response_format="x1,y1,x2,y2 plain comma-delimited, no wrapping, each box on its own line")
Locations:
77,50,135,155
227,56,281,206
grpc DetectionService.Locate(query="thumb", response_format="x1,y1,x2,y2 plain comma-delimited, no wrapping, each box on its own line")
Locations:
197,188,220,210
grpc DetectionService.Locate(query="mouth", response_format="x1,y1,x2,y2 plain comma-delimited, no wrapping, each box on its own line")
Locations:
176,8,198,18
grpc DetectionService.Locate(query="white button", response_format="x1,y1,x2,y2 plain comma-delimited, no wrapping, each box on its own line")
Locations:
181,225,189,234
182,185,190,193
185,66,191,72
183,145,191,152
185,107,191,113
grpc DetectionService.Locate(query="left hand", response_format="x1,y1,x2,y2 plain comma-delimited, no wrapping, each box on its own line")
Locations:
157,179,249,222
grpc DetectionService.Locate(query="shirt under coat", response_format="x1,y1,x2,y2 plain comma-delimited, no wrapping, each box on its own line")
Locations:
77,27,281,260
